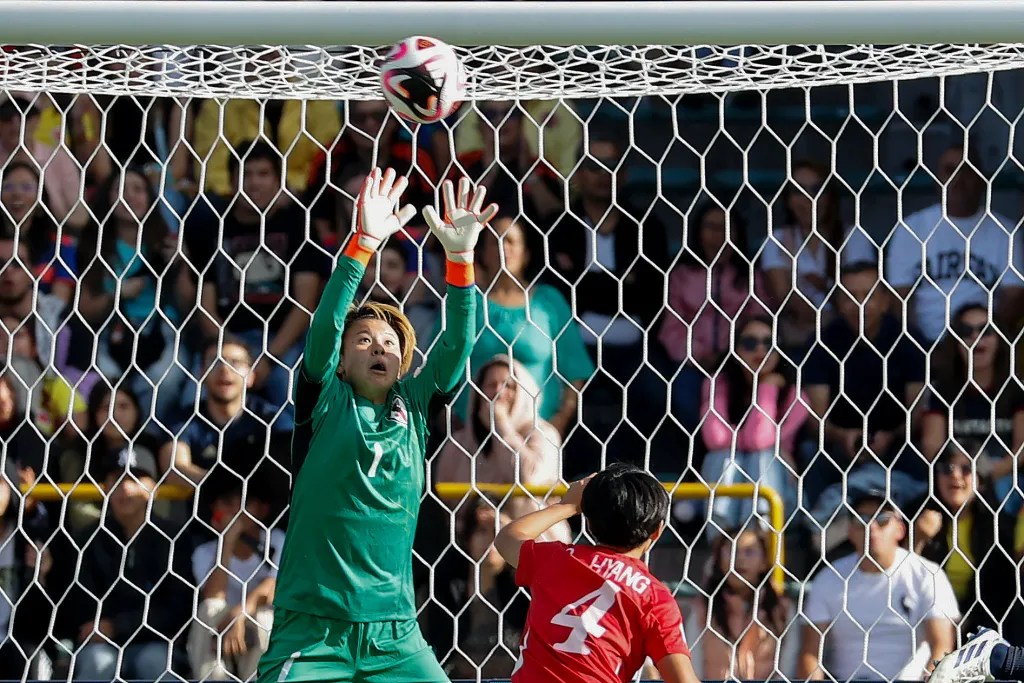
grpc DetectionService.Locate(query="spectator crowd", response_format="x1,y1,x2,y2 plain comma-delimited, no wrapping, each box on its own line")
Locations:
0,87,1021,682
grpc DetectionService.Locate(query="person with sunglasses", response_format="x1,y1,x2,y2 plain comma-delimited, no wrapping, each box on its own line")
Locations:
912,445,1019,640
922,303,1024,516
699,315,808,534
800,488,959,682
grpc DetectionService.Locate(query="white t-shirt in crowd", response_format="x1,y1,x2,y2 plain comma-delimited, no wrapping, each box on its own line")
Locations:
761,224,878,308
580,224,642,347
885,204,1023,342
804,547,960,682
192,528,286,608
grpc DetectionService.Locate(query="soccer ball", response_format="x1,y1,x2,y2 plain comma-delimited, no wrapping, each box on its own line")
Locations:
380,36,466,124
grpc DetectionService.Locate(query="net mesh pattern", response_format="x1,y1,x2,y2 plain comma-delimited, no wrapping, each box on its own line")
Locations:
0,40,1020,683
2,43,1024,98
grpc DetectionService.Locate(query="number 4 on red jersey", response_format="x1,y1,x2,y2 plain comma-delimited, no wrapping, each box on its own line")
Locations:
511,540,690,683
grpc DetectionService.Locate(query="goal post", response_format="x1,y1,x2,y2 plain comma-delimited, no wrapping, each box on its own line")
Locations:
0,2,1023,101
0,2,1020,681
3,1,1024,47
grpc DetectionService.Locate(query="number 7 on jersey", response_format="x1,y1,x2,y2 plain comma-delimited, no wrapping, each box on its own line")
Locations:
368,443,384,478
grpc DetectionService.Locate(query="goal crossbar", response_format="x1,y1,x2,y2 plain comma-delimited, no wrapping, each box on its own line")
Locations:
1,1,1024,47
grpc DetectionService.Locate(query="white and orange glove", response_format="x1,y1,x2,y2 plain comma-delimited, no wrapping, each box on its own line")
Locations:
423,178,499,285
343,167,417,264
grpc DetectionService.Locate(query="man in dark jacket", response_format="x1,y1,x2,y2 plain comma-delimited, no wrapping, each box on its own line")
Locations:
547,134,673,467
72,447,192,681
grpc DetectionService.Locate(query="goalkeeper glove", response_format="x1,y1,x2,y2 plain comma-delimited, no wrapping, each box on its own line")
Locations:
351,167,417,254
423,177,499,264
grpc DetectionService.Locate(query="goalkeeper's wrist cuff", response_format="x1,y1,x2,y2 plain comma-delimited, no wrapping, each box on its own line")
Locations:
445,260,475,287
343,238,374,266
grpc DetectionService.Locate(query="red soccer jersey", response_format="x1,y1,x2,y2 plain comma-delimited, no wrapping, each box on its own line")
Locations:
512,540,690,683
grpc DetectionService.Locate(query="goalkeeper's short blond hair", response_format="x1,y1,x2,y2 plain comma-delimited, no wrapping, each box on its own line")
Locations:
344,302,417,376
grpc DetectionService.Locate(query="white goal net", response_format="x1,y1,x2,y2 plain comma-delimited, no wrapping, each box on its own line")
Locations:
0,2,1023,681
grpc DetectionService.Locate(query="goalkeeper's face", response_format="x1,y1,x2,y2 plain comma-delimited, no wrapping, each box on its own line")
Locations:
340,318,402,402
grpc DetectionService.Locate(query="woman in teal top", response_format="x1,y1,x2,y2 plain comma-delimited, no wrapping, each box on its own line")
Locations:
451,215,594,437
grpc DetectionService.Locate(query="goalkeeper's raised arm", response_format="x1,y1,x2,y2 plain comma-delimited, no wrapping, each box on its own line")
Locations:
301,167,418,388
408,176,498,396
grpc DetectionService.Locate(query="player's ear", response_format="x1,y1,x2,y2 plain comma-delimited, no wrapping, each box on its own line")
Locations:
649,521,665,544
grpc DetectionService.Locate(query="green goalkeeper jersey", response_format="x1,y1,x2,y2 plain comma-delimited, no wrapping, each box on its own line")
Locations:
273,254,474,622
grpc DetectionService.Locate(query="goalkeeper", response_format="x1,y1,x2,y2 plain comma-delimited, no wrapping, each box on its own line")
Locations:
257,168,497,683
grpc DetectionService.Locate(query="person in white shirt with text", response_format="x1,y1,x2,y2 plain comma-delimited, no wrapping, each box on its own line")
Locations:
885,142,1024,344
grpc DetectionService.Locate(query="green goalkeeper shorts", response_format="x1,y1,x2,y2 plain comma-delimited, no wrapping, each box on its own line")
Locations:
256,608,449,683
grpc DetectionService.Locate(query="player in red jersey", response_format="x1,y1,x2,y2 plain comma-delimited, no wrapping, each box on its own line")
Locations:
495,463,700,683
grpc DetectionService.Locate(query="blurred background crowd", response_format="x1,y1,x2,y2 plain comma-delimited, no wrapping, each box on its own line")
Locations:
0,62,1023,681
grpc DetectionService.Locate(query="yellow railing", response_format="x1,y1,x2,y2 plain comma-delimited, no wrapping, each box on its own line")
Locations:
435,481,786,591
23,481,785,589
19,482,195,502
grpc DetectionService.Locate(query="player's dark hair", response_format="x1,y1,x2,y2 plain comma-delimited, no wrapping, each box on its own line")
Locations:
581,463,669,550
